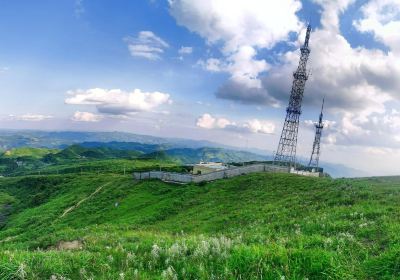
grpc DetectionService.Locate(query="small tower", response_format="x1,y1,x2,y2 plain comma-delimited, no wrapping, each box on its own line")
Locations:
274,24,312,167
308,98,325,169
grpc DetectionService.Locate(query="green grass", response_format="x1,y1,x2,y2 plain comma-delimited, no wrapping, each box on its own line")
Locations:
1,171,400,279
1,156,185,177
2,147,59,159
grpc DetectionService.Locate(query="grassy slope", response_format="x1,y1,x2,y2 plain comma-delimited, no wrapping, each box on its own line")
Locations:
2,147,59,159
0,173,400,279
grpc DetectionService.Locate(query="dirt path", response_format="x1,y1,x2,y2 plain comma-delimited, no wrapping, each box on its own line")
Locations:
60,182,112,218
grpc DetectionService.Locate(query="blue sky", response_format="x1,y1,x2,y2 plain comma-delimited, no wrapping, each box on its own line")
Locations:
1,0,400,175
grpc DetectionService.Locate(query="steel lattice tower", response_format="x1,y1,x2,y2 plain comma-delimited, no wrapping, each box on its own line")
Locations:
274,24,312,166
308,98,325,169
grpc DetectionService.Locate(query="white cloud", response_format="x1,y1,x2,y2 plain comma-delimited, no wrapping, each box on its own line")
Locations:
8,114,53,121
177,0,400,150
310,108,400,149
170,0,400,154
197,58,224,72
124,31,169,60
244,119,275,134
169,0,302,51
71,111,103,122
247,0,400,151
304,119,336,130
169,0,302,95
178,46,193,54
312,0,356,32
196,113,275,134
354,0,400,54
65,88,171,115
196,113,231,129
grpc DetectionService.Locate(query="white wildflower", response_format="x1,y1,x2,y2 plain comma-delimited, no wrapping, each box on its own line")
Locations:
294,224,301,235
127,252,135,261
324,237,333,246
17,263,27,279
194,240,210,258
161,266,177,280
151,244,161,260
168,242,187,258
133,269,139,279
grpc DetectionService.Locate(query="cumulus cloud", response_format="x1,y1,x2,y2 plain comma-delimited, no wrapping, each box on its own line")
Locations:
65,88,171,115
169,0,302,51
304,119,336,130
196,113,232,129
197,58,224,72
71,111,103,122
354,0,400,54
312,0,356,32
302,108,400,149
124,31,169,60
216,80,280,107
196,113,275,134
8,114,53,121
174,0,400,140
169,0,302,102
178,46,193,55
242,0,400,151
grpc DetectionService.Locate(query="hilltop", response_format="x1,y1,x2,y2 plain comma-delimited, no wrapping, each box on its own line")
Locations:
1,171,400,279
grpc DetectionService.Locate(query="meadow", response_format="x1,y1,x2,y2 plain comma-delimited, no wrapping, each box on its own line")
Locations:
0,166,400,279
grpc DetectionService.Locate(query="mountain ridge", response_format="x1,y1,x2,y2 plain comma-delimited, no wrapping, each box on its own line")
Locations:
0,130,367,177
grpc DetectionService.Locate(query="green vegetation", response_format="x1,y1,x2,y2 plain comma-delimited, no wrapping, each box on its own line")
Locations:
0,145,183,177
2,147,59,159
0,168,400,279
0,144,269,177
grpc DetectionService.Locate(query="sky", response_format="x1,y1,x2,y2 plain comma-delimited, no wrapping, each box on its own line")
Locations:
0,0,400,176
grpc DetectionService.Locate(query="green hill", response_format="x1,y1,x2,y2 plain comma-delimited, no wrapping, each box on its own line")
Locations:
2,147,59,159
43,144,143,163
0,172,400,279
82,142,270,163
0,145,271,177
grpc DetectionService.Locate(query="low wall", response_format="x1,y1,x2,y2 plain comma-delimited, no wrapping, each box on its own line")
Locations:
290,168,322,177
133,164,289,184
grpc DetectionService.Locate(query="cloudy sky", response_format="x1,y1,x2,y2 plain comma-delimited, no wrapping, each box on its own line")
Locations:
0,0,400,176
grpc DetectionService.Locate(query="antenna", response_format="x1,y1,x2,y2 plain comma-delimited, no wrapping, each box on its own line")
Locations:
308,98,325,169
274,24,312,168
303,23,312,48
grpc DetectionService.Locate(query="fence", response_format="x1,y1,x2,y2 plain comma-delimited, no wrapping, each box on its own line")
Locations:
133,164,289,184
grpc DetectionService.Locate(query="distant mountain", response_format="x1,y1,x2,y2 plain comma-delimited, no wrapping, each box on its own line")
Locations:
80,141,163,154
81,142,270,164
165,147,269,164
0,130,228,150
320,162,369,178
0,130,370,177
43,145,142,163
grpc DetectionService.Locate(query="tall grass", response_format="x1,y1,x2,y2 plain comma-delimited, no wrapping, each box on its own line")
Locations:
1,172,400,279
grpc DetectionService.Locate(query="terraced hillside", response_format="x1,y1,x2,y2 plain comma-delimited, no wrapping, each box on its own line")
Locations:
0,172,400,279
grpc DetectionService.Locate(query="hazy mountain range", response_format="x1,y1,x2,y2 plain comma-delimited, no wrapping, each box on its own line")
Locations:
0,130,368,177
